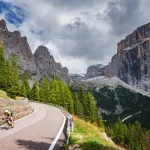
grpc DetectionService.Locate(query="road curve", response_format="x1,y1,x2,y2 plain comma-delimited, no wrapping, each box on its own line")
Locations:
0,102,66,150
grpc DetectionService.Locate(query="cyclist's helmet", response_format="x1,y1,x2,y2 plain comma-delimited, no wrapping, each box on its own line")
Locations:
5,110,9,113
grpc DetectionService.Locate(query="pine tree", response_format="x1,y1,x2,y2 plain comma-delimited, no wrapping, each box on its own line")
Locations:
39,78,50,103
76,100,84,118
49,78,58,104
21,78,30,98
79,86,85,107
63,85,74,113
0,46,6,89
24,78,30,98
73,92,78,115
21,83,26,97
114,117,125,145
57,80,65,106
60,81,66,107
99,116,105,130
5,59,12,89
30,81,39,101
84,92,98,122
7,54,21,98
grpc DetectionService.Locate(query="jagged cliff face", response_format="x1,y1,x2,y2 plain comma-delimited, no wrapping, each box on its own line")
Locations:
86,22,150,92
86,64,105,77
0,20,38,75
0,19,69,83
86,64,109,78
34,46,68,82
109,22,150,91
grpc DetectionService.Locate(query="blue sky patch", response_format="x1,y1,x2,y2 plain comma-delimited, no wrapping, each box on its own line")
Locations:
0,1,25,26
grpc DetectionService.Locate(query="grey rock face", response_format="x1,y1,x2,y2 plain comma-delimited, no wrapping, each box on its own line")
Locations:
0,20,7,31
0,19,69,83
0,20,38,75
108,22,150,92
86,64,105,77
34,45,69,82
86,22,150,92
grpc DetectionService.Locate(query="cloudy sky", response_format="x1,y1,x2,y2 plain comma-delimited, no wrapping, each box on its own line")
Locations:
0,0,150,74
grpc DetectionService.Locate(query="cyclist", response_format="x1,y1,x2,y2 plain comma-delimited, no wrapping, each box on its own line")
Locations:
4,110,14,127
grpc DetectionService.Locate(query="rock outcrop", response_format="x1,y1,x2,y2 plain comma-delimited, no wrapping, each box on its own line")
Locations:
34,46,69,82
0,20,38,75
87,22,150,92
86,64,105,77
0,19,69,83
108,22,150,91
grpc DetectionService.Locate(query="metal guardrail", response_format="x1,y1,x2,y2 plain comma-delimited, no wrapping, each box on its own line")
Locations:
57,107,74,144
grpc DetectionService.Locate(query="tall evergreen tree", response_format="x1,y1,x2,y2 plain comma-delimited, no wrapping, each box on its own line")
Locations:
73,92,84,118
39,78,50,103
49,78,58,104
99,116,105,130
57,80,65,106
63,86,74,113
79,86,85,107
7,54,21,98
0,46,6,89
21,78,30,98
85,92,97,122
24,78,30,98
30,81,39,101
21,83,26,97
5,59,12,89
114,117,125,145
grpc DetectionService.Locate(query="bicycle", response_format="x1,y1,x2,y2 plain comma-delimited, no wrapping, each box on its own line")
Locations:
2,117,14,130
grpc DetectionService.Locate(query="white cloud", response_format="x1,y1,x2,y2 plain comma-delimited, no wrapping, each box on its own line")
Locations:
1,0,150,74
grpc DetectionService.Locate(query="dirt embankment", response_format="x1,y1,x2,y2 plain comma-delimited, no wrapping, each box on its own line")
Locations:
0,98,32,125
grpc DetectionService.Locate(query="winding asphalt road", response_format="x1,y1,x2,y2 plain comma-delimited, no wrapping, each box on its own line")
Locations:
0,102,66,150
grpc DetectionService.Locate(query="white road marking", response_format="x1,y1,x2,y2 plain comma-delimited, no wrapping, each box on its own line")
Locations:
15,108,36,123
48,108,66,150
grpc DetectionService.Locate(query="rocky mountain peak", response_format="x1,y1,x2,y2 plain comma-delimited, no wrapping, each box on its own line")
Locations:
117,22,150,54
0,19,7,31
34,45,51,59
87,22,150,93
86,64,105,78
0,19,69,83
34,45,69,82
107,22,150,93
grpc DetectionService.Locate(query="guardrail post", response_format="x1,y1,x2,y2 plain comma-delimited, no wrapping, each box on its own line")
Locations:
68,115,74,133
72,122,74,132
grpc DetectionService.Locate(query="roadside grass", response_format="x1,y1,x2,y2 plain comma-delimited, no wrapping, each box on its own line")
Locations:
68,116,124,150
15,96,24,100
0,90,23,100
0,90,9,99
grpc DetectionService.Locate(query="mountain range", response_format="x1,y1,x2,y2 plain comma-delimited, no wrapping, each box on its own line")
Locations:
0,19,69,85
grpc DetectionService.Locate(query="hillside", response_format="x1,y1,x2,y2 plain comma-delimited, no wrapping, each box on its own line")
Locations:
71,76,150,129
68,116,123,150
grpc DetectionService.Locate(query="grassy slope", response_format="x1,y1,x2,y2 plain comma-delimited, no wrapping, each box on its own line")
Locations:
0,90,23,100
0,90,9,99
68,116,124,150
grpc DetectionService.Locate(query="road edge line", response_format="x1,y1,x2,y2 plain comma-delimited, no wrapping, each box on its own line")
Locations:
15,107,36,123
48,108,66,150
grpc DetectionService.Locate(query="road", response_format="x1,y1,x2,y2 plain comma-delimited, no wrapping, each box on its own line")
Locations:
0,102,66,150
122,111,141,122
